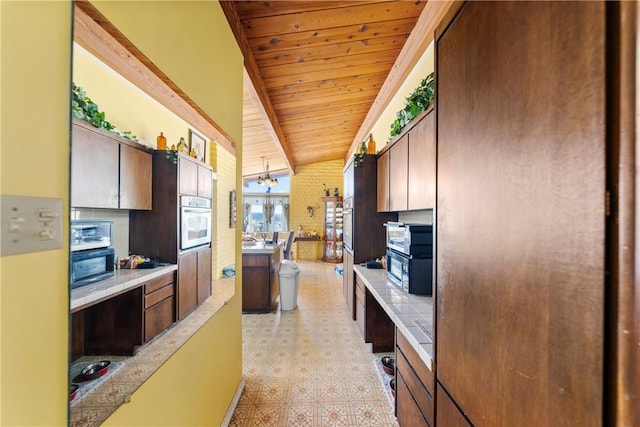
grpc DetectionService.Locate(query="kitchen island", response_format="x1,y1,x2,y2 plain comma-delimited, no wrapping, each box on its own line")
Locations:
242,241,283,313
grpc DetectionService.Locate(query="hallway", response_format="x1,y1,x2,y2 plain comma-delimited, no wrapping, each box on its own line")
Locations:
230,261,398,426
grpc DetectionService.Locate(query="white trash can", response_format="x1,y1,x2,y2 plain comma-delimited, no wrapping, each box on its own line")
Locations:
279,260,301,310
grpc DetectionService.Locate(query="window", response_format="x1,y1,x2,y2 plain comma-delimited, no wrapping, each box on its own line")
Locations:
243,194,290,233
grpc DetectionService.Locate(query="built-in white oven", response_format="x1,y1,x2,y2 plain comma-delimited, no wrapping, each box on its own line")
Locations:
180,196,212,250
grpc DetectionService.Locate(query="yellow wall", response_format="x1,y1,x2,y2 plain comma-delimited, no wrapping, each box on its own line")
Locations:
0,1,244,425
1,1,71,425
290,160,344,260
369,42,435,151
213,144,238,278
73,44,194,149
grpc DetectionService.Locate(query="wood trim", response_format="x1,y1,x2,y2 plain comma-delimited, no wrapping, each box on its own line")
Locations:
606,1,639,425
345,0,456,162
219,0,296,174
73,1,237,156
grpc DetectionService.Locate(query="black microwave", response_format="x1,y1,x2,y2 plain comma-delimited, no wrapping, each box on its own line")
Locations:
386,248,432,295
70,247,115,289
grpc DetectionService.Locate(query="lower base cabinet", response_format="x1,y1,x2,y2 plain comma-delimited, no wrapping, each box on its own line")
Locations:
71,271,176,361
396,328,434,427
343,250,354,319
143,273,175,342
242,249,282,313
177,245,212,320
436,383,472,427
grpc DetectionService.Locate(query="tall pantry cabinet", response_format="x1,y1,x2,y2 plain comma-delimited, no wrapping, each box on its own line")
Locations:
343,155,396,319
130,152,213,321
435,2,606,426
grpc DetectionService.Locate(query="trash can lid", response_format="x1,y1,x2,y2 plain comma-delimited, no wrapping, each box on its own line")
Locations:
279,260,300,273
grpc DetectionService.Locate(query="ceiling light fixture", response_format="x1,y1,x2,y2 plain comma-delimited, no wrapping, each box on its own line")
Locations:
257,157,278,187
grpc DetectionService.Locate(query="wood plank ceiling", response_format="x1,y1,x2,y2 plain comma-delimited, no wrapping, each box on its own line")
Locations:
221,1,428,178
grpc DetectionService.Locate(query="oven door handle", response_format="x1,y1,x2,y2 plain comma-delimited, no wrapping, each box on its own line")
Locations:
182,207,211,214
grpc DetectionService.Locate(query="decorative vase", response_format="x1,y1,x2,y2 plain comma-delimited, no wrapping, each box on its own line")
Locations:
157,132,167,151
333,188,339,196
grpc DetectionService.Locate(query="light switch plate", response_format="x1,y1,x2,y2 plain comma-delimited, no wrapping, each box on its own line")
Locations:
1,195,63,256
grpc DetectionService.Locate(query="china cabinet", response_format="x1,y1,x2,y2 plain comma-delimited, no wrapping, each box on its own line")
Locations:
322,196,343,263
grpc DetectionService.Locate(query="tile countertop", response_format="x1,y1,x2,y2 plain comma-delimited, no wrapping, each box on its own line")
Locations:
241,241,284,255
353,265,434,371
71,265,178,312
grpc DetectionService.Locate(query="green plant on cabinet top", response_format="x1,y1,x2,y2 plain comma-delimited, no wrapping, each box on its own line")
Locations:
389,72,434,140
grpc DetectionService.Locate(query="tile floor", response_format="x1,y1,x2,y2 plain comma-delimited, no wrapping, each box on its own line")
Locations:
230,261,399,427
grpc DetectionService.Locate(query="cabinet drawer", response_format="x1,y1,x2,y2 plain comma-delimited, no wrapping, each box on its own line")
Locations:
397,371,430,427
396,347,434,426
144,296,174,342
397,329,434,391
145,284,174,308
145,273,174,294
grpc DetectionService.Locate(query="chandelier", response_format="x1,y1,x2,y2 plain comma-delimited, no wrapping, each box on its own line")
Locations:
257,157,278,186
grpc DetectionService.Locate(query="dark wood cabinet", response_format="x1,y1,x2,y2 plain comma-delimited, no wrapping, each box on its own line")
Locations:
355,273,366,337
436,2,605,425
130,152,213,321
376,151,390,212
407,110,435,210
436,383,471,427
143,273,176,342
178,250,198,320
342,250,354,319
395,329,433,427
344,155,396,318
242,249,281,313
71,271,176,360
71,118,151,210
179,155,213,198
376,108,436,212
197,246,212,305
389,133,408,211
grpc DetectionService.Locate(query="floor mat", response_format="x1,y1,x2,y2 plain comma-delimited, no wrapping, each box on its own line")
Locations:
70,360,124,404
373,353,395,408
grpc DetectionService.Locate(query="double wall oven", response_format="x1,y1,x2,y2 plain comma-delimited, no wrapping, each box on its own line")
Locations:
385,222,433,295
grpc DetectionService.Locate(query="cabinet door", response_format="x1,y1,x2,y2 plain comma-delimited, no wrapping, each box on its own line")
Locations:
436,2,605,425
197,165,212,198
397,373,430,427
377,151,390,212
71,124,119,208
144,296,174,342
343,251,354,319
197,246,212,305
389,134,408,211
177,250,198,319
120,144,152,210
436,383,471,427
408,111,435,210
178,156,198,196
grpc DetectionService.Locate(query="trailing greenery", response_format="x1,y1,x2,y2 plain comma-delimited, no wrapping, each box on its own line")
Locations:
389,72,434,139
72,83,139,142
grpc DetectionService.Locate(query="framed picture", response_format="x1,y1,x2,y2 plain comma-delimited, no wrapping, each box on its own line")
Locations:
188,129,207,163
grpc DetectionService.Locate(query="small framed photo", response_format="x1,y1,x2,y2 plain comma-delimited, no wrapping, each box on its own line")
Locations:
188,129,207,163
229,190,237,228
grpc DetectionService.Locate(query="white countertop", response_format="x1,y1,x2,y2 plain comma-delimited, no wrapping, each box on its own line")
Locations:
241,241,284,255
353,265,434,370
71,265,178,311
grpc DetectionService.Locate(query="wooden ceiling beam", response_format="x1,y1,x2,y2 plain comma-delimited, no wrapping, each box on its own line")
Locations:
346,0,456,161
73,1,237,156
220,0,296,176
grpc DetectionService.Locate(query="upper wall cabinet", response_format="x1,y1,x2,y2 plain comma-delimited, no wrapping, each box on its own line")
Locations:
179,155,212,199
71,119,152,210
377,107,436,212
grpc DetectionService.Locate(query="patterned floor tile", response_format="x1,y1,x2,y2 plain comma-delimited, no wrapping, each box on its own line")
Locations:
232,261,398,427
